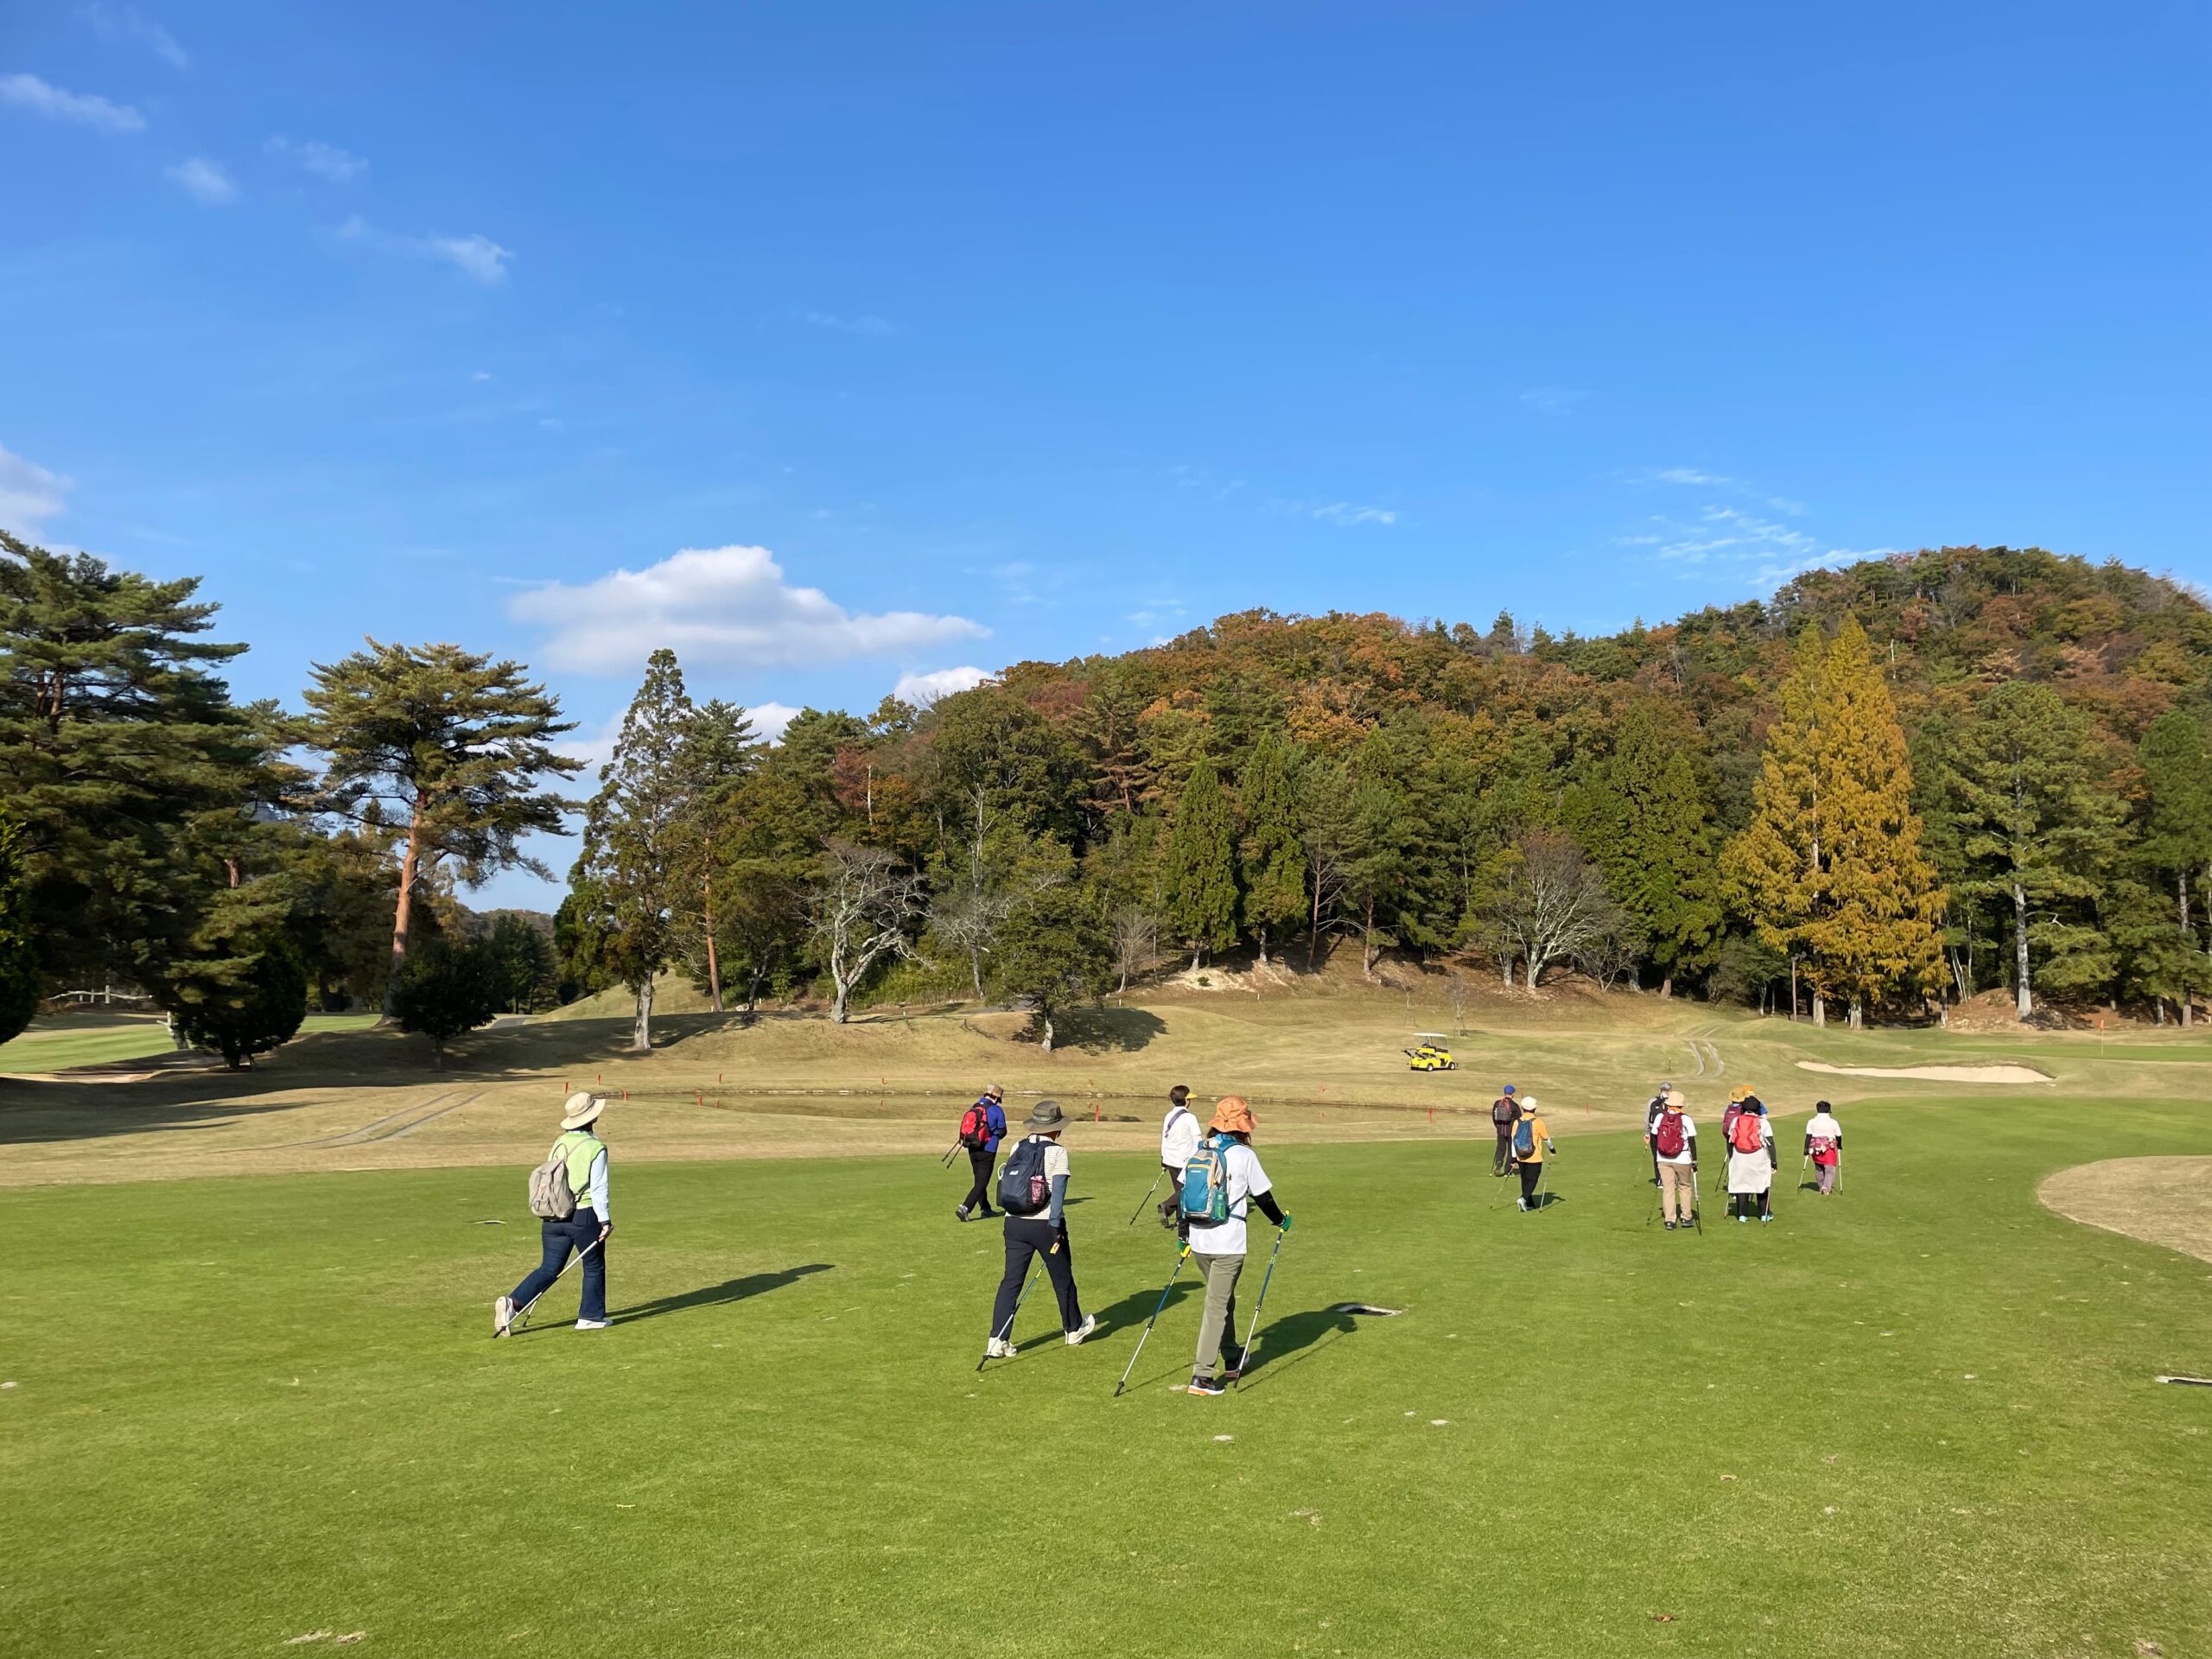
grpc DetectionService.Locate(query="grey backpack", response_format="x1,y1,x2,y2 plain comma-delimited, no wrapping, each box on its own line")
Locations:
528,1138,579,1220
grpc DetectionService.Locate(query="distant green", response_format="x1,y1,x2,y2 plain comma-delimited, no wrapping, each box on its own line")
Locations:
0,1011,375,1072
4,1094,2209,1657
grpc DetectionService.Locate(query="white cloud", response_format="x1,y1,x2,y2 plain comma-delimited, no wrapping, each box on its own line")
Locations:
165,156,236,205
803,311,895,337
337,215,512,284
79,4,188,70
1521,385,1588,416
0,443,72,532
510,544,989,675
1305,500,1397,527
265,134,366,182
1650,467,1736,487
0,72,145,133
893,665,991,706
749,702,799,744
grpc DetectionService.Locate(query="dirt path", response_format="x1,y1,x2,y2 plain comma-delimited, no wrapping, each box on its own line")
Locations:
2039,1157,2212,1265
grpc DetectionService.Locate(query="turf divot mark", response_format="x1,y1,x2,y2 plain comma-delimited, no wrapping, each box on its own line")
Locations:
284,1633,331,1646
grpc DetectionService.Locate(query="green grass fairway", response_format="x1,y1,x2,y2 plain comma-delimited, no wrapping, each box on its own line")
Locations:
0,1011,377,1074
8,1094,2210,1657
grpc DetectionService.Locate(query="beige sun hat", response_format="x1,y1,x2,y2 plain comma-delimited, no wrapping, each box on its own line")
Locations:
560,1091,607,1130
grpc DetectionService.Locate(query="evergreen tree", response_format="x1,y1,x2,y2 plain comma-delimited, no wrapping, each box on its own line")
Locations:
993,844,1111,1051
1946,680,2126,1018
1160,758,1239,968
389,935,503,1068
575,649,695,1050
485,912,558,1014
173,935,308,1068
1237,734,1306,965
671,698,760,1012
0,535,268,995
2136,709,2212,1022
0,815,41,1046
1566,702,1722,994
302,639,579,1010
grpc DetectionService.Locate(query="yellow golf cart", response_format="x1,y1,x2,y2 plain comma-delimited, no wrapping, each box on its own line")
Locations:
1404,1033,1457,1071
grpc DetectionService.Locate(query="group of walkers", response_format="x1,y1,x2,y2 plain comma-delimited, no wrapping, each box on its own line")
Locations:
487,1069,1844,1350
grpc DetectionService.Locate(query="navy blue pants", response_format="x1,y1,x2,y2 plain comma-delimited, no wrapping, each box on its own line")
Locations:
510,1207,607,1323
990,1217,1083,1338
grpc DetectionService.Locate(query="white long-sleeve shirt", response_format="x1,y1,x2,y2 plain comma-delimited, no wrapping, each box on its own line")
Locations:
584,1147,609,1219
1160,1105,1201,1170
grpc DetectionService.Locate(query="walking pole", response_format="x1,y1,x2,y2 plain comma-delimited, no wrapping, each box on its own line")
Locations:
1798,1150,1810,1193
1113,1244,1192,1396
940,1141,961,1168
1690,1167,1704,1235
1128,1166,1166,1227
1230,1225,1290,1389
506,1237,604,1338
977,1247,1046,1372
1835,1154,1844,1194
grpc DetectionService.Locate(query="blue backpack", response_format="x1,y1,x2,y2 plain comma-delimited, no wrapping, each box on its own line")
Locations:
996,1136,1051,1216
1512,1117,1535,1157
1179,1134,1233,1225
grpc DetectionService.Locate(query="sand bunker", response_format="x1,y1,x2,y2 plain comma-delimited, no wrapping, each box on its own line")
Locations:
1795,1060,2051,1084
2039,1158,2212,1266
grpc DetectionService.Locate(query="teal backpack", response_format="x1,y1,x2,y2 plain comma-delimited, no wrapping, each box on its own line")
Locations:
1512,1117,1536,1158
1179,1133,1233,1225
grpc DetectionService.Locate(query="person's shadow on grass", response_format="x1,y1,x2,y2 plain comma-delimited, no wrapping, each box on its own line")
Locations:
1088,1277,1197,1340
1236,1304,1365,1389
613,1263,833,1326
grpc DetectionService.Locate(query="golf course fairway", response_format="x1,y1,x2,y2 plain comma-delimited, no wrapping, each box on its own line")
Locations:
6,1090,2209,1657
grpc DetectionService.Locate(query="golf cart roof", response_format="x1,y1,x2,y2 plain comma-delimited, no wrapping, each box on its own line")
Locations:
1412,1033,1449,1041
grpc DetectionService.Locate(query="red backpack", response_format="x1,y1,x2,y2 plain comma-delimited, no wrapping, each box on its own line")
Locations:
1654,1112,1687,1159
958,1102,994,1149
1730,1110,1766,1154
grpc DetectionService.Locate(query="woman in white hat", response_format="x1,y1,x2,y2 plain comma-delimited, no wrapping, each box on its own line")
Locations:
496,1091,613,1335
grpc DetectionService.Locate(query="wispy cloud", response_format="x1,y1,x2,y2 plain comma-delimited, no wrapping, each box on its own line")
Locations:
0,72,145,133
0,443,73,532
894,665,992,706
79,4,188,70
1521,385,1589,416
804,310,896,337
1301,500,1397,527
510,543,988,674
265,134,366,182
337,215,512,284
165,156,236,205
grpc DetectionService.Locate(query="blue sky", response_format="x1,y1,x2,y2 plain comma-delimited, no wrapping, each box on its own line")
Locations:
4,2,2208,908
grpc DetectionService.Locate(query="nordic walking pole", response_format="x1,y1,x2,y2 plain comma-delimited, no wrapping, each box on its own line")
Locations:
1230,1224,1290,1390
940,1141,961,1168
506,1237,604,1338
1798,1150,1810,1193
1128,1166,1166,1227
976,1238,1055,1372
1690,1167,1704,1236
1113,1243,1192,1396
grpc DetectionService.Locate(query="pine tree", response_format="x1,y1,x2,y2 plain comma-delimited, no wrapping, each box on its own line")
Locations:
302,639,578,1011
389,935,503,1068
0,535,269,996
1801,617,1945,1026
1567,702,1721,995
0,815,41,1046
671,698,760,1012
1161,758,1238,968
173,934,308,1068
1723,619,1943,1027
575,649,695,1050
2136,709,2212,1022
993,842,1110,1051
1947,680,2126,1019
1237,734,1306,965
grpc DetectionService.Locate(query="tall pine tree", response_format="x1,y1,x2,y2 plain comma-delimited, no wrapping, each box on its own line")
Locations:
2136,709,2212,1022
1237,734,1306,966
1161,757,1238,968
0,815,40,1045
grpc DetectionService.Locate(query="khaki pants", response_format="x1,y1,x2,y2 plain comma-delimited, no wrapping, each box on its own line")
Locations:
1658,1161,1696,1222
1192,1249,1246,1377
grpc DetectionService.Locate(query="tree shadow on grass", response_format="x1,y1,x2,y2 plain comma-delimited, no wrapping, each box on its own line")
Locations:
612,1262,833,1326
1052,1007,1169,1053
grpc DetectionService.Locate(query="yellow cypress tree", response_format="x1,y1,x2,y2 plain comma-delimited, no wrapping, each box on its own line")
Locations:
1722,628,1829,1018
1801,615,1945,1026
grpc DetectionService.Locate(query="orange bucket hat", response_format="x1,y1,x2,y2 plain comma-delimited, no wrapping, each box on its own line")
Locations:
1209,1095,1256,1135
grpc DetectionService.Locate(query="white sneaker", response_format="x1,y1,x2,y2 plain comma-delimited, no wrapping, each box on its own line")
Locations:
575,1318,611,1331
986,1338,1014,1358
493,1296,513,1338
1065,1314,1096,1346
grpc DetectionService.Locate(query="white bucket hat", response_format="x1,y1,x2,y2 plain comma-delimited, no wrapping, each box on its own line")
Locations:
560,1091,606,1130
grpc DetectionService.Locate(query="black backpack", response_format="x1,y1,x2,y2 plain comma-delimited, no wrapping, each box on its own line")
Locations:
996,1135,1051,1216
1491,1097,1517,1128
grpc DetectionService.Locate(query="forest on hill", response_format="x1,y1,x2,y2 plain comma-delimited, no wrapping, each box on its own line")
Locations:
3,533,2209,1062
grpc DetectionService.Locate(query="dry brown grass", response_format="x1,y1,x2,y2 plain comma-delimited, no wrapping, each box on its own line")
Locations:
2037,1157,2212,1265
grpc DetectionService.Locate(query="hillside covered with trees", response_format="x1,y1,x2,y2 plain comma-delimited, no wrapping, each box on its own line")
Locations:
4,533,2208,1058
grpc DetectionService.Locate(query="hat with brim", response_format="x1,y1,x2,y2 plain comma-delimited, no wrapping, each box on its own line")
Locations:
561,1090,606,1130
1664,1090,1686,1109
985,1084,1005,1100
1210,1095,1256,1135
1024,1099,1070,1133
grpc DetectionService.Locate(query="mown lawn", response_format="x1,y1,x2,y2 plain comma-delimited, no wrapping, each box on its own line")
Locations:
0,1012,378,1074
5,1092,2209,1657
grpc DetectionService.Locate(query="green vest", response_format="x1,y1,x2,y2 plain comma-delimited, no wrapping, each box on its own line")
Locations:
555,1129,604,1212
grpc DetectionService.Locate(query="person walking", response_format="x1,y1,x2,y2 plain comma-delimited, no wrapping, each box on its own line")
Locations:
1490,1084,1522,1177
1510,1097,1555,1211
1805,1101,1843,1195
1720,1085,1748,1148
1650,1089,1698,1230
1157,1084,1201,1233
955,1084,1009,1222
1181,1096,1289,1396
1726,1095,1777,1222
496,1092,613,1336
1643,1082,1673,1186
983,1100,1095,1356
